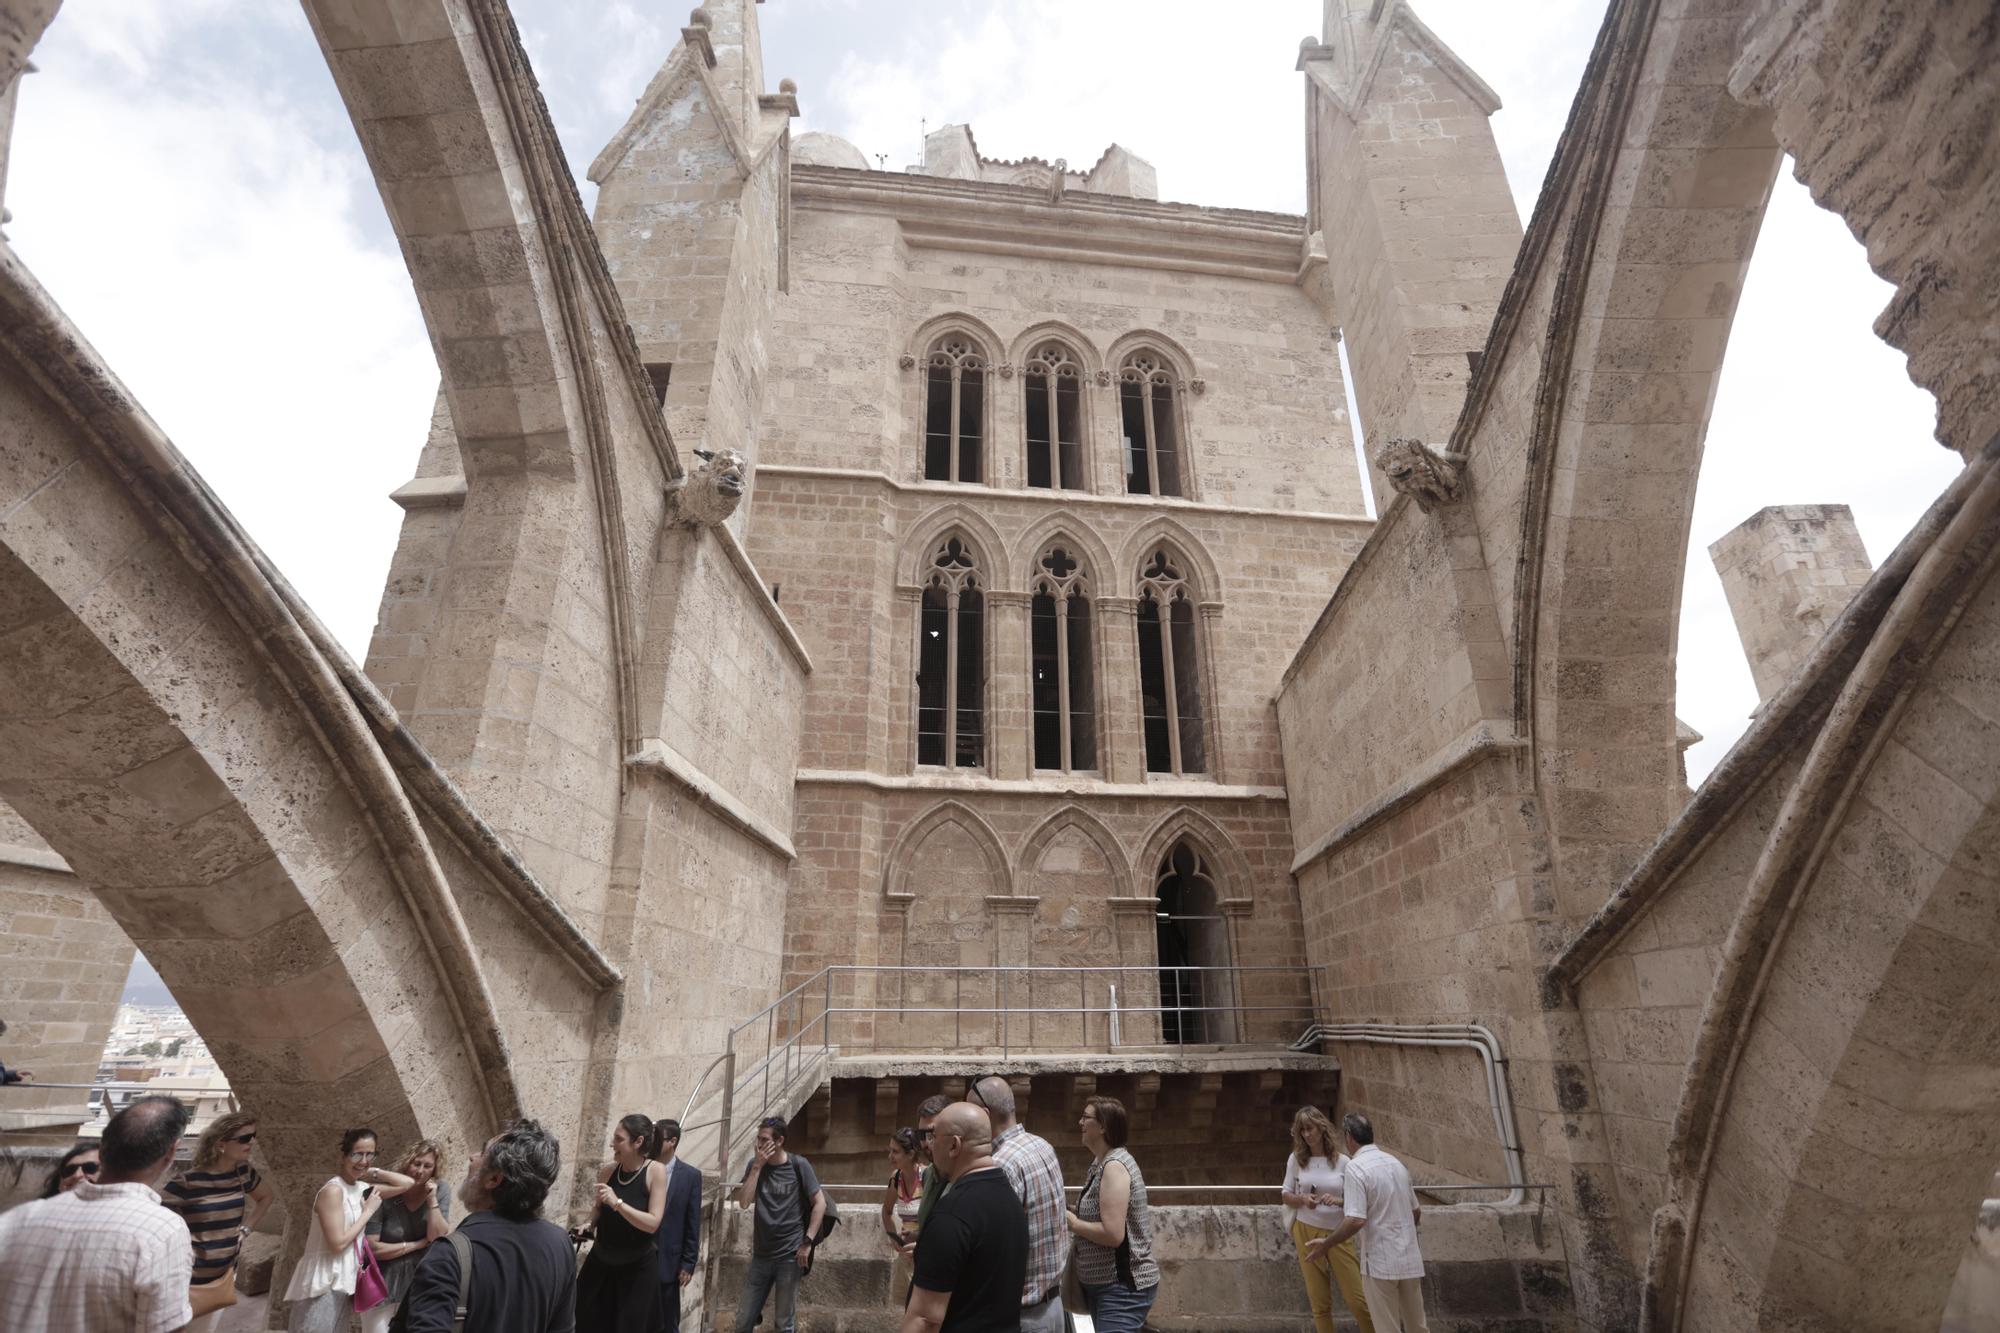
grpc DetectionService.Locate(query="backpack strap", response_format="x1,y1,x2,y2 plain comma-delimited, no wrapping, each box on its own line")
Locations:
446,1230,474,1333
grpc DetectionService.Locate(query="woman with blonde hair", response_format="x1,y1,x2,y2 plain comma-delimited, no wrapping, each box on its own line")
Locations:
1280,1105,1372,1333
161,1108,276,1331
361,1138,452,1333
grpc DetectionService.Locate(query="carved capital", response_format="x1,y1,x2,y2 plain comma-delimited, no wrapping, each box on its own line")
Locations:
898,353,917,371
1374,438,1466,514
997,363,1016,380
1092,369,1112,387
1188,378,1207,396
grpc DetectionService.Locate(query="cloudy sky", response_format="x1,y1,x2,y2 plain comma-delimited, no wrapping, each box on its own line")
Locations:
8,0,1959,790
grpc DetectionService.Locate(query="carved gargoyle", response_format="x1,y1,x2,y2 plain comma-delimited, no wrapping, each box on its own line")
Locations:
666,447,750,526
1374,438,1464,513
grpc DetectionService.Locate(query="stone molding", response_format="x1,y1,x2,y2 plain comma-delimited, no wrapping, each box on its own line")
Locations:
791,167,1311,284
0,839,68,874
757,464,1372,528
1288,720,1525,875
388,474,469,510
798,769,1284,803
627,737,798,861
708,520,815,673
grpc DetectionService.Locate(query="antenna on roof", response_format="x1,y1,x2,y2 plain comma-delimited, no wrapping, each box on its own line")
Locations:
920,117,927,169
875,154,887,170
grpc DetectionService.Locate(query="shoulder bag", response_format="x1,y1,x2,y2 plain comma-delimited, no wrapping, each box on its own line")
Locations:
353,1237,389,1312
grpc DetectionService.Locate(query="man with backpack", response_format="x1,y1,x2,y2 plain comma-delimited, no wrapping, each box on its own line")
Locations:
733,1115,828,1333
400,1118,575,1333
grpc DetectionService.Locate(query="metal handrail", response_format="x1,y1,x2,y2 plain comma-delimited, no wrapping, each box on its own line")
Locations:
0,1081,236,1094
810,1181,1551,1198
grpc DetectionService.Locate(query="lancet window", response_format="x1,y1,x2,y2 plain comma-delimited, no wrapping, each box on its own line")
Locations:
1135,548,1206,775
923,336,987,483
916,536,986,768
1030,545,1097,773
1023,341,1086,490
1119,350,1185,497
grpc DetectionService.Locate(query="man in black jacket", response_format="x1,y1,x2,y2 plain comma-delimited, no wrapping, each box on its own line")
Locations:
403,1119,576,1333
652,1117,703,1332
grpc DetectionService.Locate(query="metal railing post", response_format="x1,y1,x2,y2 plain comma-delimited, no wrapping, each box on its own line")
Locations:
955,969,962,1049
1001,967,1010,1061
825,967,834,1058
717,1049,737,1187
763,1006,776,1119
1109,983,1120,1047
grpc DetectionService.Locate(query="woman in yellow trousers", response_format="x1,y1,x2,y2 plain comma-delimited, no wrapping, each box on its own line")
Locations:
1282,1107,1375,1333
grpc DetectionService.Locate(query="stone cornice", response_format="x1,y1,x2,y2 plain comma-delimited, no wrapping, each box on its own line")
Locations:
796,769,1285,803
628,738,798,861
791,166,1311,284
755,465,1373,527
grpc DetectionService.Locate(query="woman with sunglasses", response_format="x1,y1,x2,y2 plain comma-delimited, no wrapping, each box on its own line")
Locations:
283,1126,416,1333
38,1143,98,1198
163,1111,277,1331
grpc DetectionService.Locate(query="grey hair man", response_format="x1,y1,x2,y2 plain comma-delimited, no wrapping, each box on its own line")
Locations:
1305,1113,1427,1333
404,1118,577,1333
973,1074,1068,1333
0,1093,193,1333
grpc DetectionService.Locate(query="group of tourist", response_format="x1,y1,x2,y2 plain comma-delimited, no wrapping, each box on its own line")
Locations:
0,1080,1431,1333
857,1078,1163,1333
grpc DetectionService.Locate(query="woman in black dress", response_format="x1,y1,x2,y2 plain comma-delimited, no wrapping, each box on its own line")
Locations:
576,1113,669,1332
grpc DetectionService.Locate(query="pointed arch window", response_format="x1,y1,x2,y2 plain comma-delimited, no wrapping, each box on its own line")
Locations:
1023,341,1086,490
1120,351,1185,497
923,336,986,483
916,536,985,768
1156,841,1226,1043
1030,545,1096,772
1136,548,1206,775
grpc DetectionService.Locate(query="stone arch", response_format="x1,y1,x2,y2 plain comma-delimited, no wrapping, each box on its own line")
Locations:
1131,807,1253,902
882,800,1012,1042
1503,0,1788,918
1118,517,1222,602
1005,319,1102,375
0,282,520,1216
883,799,1013,901
1104,329,1197,383
1018,804,1131,895
908,311,1005,365
896,503,1011,592
1014,512,1115,592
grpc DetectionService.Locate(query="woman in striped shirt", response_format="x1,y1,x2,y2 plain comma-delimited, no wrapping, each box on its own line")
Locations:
161,1109,274,1331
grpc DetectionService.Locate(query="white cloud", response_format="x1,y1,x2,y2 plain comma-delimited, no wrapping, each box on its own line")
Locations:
5,0,1949,792
8,12,435,658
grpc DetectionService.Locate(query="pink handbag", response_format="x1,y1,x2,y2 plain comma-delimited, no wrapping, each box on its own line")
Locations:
354,1237,390,1312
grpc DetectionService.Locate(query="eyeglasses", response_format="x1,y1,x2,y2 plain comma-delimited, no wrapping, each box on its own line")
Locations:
347,1151,378,1162
60,1160,99,1179
915,1128,934,1140
228,1132,257,1145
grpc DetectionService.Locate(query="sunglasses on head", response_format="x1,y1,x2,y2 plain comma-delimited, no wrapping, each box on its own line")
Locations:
61,1160,99,1178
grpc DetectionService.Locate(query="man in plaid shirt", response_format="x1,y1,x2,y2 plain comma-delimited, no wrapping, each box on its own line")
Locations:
973,1075,1069,1333
0,1094,194,1333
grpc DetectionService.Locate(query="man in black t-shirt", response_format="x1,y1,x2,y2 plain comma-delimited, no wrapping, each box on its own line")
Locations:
901,1102,1028,1333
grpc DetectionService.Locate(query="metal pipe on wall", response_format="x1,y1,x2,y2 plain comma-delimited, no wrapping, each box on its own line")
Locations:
1295,1022,1527,1206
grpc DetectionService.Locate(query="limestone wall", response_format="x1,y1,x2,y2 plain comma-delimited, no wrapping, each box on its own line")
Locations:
709,1200,1569,1333
0,811,133,1140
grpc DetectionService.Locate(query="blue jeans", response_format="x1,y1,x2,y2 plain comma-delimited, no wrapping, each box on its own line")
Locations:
734,1253,801,1333
1084,1281,1158,1333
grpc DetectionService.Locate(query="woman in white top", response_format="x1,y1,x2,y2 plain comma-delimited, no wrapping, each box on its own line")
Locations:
283,1127,415,1333
1280,1106,1374,1333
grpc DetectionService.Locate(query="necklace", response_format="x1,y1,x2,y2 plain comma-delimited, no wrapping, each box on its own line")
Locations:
614,1163,644,1188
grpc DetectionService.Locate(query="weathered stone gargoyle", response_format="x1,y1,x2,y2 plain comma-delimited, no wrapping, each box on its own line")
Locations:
665,447,750,526
1374,437,1465,513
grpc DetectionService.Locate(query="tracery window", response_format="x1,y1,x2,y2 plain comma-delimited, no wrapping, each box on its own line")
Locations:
1136,548,1206,775
1119,351,1185,497
1023,341,1086,490
1030,545,1096,772
923,336,986,483
915,536,986,768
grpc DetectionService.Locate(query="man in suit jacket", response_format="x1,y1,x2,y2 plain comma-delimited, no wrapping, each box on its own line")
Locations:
653,1117,703,1332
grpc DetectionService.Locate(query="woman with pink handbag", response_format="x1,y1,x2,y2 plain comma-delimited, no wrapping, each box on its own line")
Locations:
281,1127,416,1333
